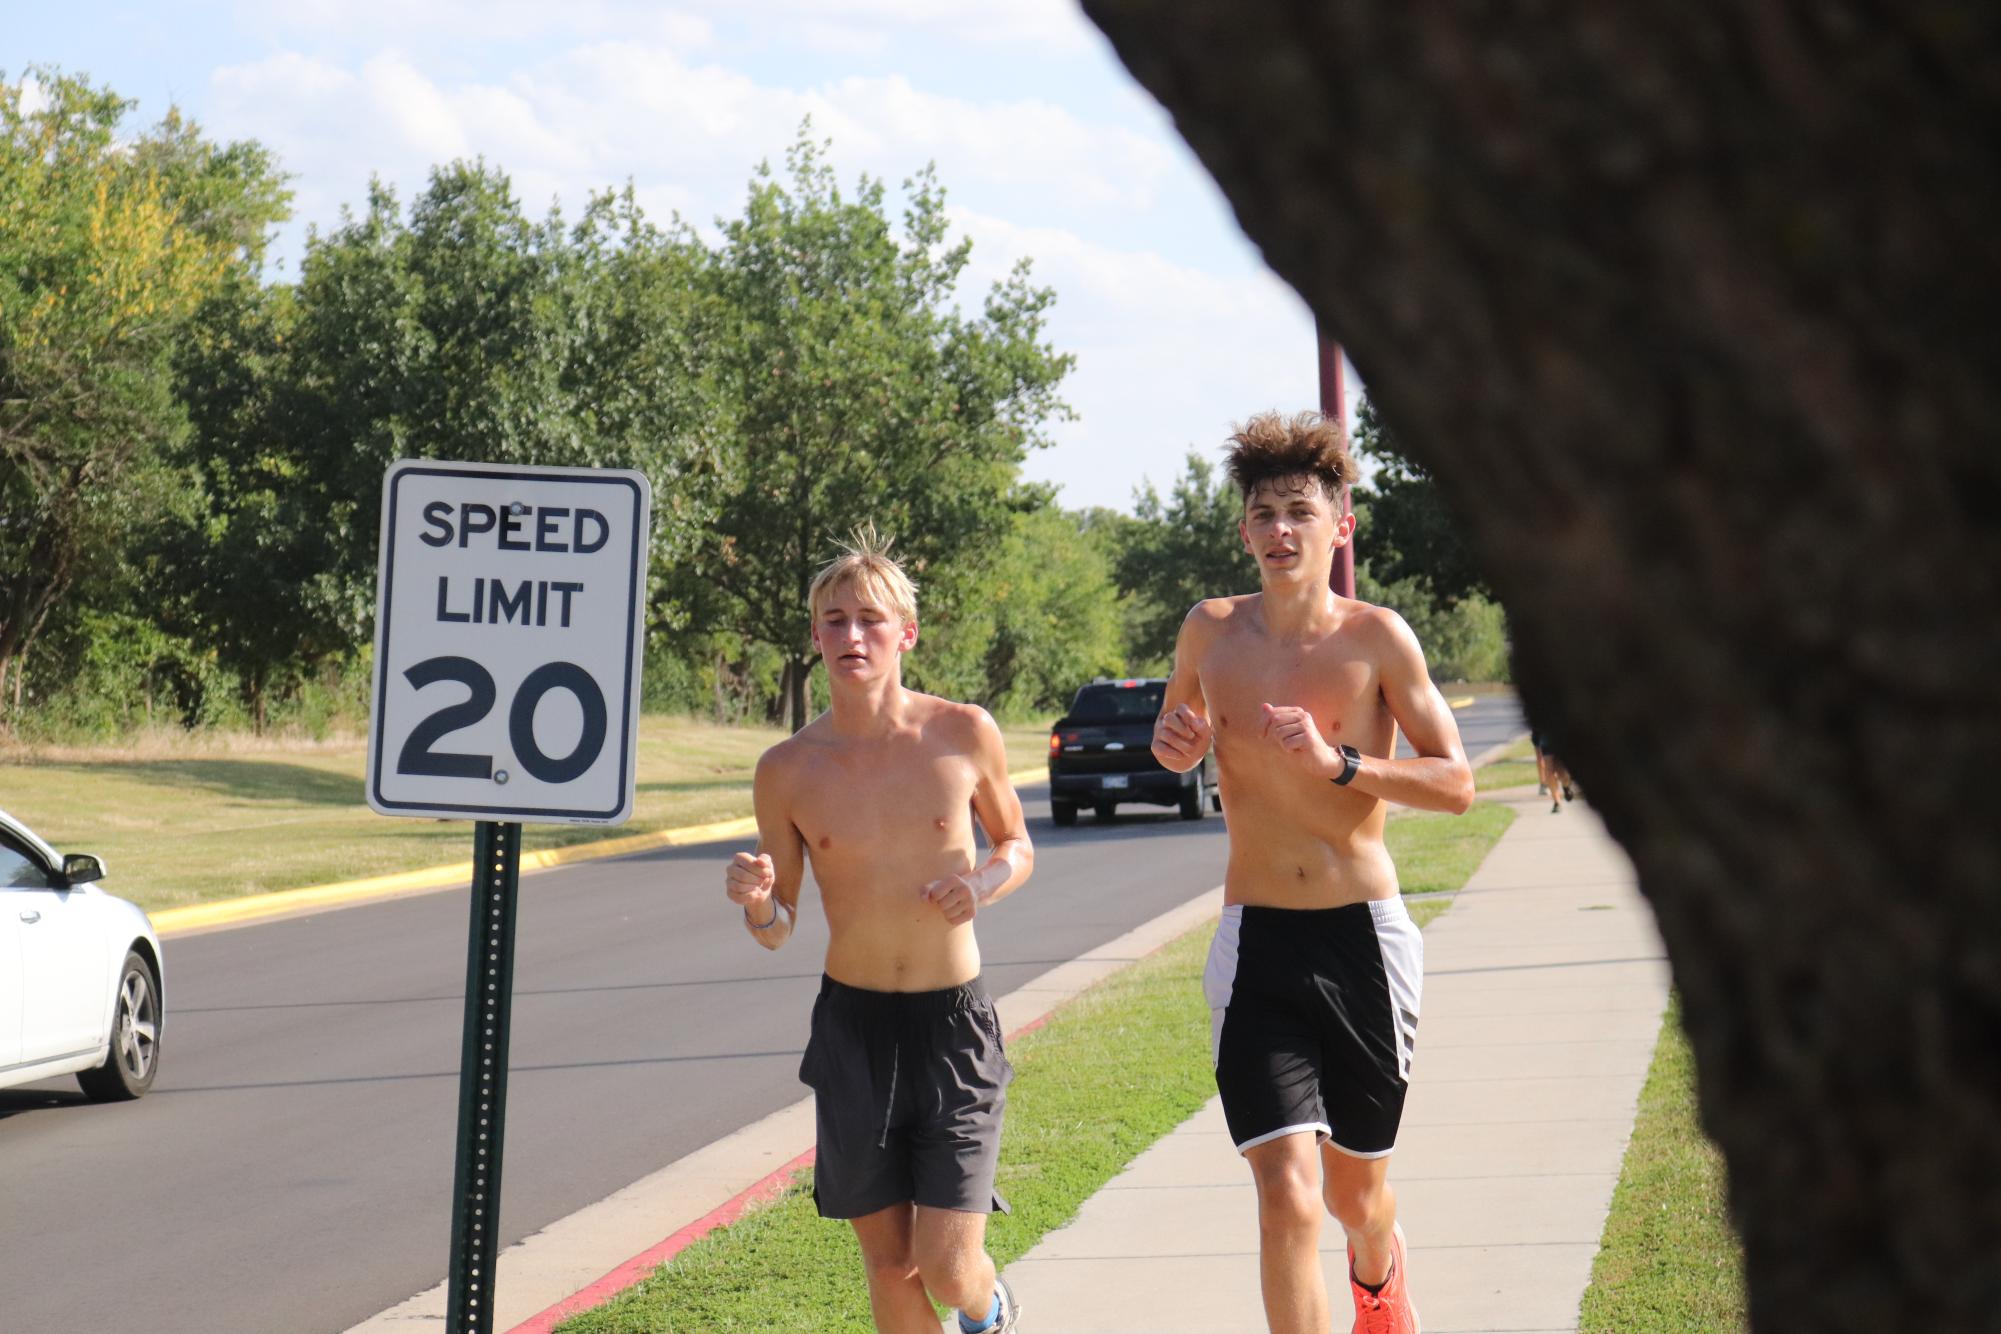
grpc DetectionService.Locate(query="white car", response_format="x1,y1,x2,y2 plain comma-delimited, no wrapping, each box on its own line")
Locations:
1,808,163,1100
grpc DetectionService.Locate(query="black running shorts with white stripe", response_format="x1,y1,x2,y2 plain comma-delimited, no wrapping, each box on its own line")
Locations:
1203,899,1423,1158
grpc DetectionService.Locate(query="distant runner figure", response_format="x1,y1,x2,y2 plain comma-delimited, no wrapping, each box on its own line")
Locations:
725,528,1030,1334
1532,729,1574,814
1152,412,1475,1334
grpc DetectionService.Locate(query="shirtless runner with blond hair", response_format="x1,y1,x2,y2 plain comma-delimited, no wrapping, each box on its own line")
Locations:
724,528,1030,1334
1153,411,1474,1334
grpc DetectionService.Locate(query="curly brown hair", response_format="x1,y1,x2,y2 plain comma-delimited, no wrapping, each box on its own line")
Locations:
1223,410,1357,505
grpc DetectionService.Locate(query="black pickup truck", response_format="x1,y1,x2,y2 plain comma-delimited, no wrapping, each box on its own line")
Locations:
1046,677,1220,826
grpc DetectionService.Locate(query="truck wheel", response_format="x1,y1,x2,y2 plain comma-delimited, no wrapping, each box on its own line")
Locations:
1179,771,1207,821
1051,800,1077,827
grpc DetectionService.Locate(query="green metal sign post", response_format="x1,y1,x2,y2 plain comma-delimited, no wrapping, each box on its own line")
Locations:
446,820,523,1334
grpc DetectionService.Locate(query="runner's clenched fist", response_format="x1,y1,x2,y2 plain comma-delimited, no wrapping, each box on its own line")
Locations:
726,851,777,920
921,871,985,926
1153,702,1213,771
1260,702,1340,777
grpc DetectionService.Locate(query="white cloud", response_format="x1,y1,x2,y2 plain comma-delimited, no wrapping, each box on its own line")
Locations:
363,54,470,163
237,0,714,49
715,0,1098,56
949,209,1321,511
16,75,51,117
209,40,1176,253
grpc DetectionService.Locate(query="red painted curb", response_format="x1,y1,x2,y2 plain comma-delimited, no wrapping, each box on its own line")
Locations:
504,1147,816,1334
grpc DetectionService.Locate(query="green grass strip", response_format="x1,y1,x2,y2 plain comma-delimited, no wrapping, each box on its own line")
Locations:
1577,994,1748,1333
1474,757,1539,791
558,801,1514,1332
1391,802,1515,897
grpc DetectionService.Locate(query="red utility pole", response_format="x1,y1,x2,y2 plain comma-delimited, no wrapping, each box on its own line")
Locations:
1318,328,1354,598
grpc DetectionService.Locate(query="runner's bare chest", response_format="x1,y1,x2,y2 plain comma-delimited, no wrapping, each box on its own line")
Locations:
788,738,980,876
1203,623,1395,760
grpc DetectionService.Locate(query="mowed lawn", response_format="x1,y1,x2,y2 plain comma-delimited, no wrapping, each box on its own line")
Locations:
0,719,1057,913
1474,735,1539,792
1578,995,1748,1331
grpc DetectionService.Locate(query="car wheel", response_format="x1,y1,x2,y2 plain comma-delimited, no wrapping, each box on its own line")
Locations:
1094,802,1117,822
77,950,160,1102
1051,800,1078,827
1179,771,1208,820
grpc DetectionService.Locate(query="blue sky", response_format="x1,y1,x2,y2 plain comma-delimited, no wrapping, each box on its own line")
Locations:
9,0,1344,512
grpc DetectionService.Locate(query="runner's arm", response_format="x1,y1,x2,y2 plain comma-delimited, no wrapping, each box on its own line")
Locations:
964,704,1032,912
963,707,1033,910
1152,603,1216,773
1342,610,1475,814
739,749,806,948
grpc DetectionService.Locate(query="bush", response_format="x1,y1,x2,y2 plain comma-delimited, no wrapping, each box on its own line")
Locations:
6,617,377,743
1358,566,1512,683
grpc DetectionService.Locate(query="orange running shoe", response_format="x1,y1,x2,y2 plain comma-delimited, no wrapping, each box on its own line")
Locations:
1348,1221,1419,1334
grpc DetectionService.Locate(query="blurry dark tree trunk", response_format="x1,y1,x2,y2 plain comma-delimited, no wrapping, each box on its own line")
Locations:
1082,3,2001,1330
788,654,812,734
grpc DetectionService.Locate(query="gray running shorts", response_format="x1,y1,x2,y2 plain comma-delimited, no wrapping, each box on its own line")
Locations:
798,974,1013,1220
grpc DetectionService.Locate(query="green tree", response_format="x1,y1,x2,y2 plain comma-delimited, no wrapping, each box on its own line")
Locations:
919,506,1126,718
666,128,1073,730
170,166,722,723
1115,452,1253,669
0,68,289,716
1350,396,1489,604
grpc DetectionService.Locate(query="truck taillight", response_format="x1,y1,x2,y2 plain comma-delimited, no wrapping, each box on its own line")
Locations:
1049,733,1062,755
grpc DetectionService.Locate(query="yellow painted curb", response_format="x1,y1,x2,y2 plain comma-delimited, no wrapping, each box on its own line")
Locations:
1446,695,1475,709
153,765,1054,938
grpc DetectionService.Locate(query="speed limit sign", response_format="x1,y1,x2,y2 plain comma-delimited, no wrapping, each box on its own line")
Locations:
366,459,652,825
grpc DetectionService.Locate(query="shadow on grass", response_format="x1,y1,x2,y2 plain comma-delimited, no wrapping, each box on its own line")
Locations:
633,777,760,796
62,759,365,807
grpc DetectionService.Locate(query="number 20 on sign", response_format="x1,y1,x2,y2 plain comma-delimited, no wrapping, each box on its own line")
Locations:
367,459,652,826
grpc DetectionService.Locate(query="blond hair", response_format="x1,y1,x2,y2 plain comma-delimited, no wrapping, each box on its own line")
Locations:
807,523,919,623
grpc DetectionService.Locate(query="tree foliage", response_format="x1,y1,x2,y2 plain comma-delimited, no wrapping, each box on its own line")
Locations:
168,166,724,722
918,506,1126,717
663,128,1073,729
8,89,1087,737
1115,452,1252,671
0,68,289,712
1351,396,1490,605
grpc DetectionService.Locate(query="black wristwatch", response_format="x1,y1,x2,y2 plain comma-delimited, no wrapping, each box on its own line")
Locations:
1330,744,1362,786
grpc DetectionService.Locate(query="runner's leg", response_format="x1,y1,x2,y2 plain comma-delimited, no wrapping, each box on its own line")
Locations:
912,1205,999,1323
1322,1145,1397,1285
850,1203,937,1333
1245,1132,1330,1334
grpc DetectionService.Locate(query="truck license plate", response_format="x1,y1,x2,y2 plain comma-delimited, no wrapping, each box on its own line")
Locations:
1101,775,1129,789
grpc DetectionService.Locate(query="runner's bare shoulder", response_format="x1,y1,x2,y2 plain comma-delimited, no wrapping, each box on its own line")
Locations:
913,692,999,750
1184,594,1252,638
1338,600,1426,669
755,716,824,786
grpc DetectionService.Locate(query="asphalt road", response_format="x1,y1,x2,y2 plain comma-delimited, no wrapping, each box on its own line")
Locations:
0,692,1521,1334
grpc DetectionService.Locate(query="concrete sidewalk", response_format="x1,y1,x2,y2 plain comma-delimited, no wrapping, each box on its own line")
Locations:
999,793,1670,1333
